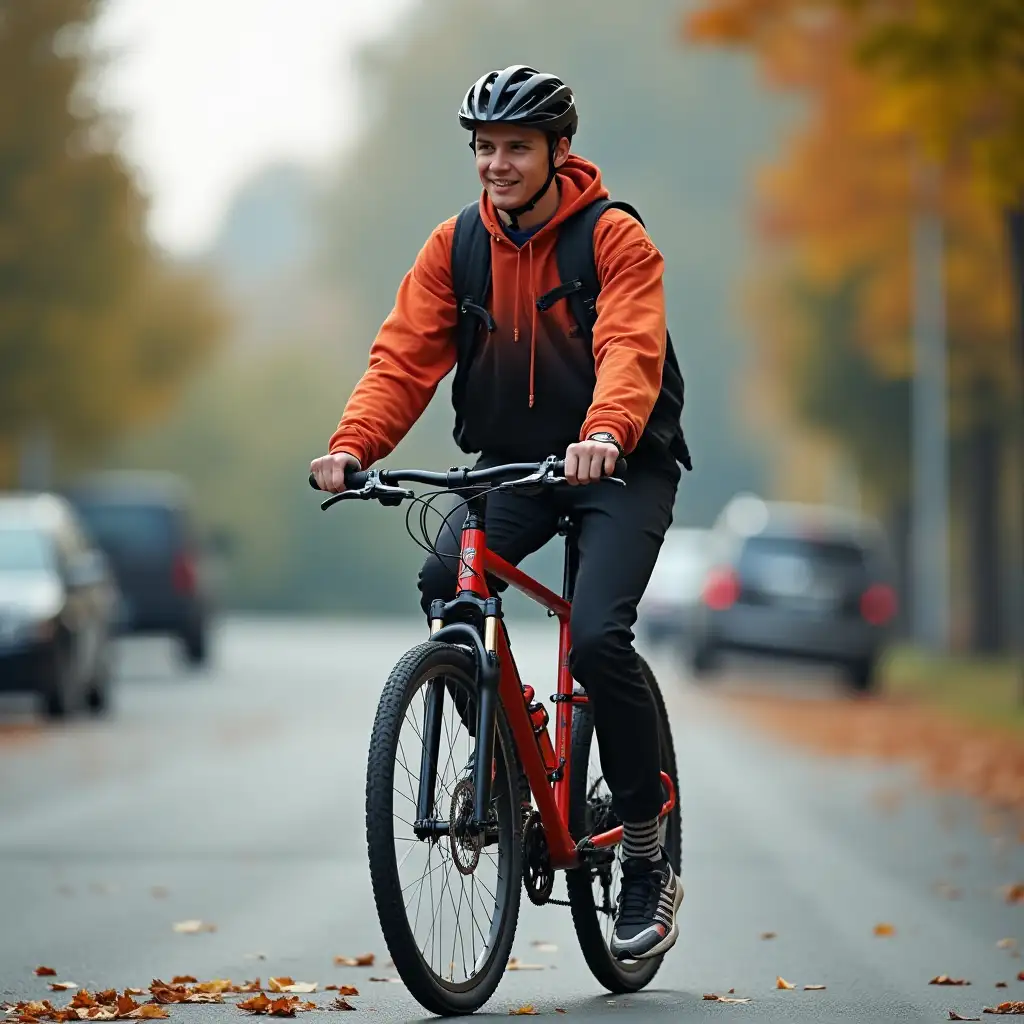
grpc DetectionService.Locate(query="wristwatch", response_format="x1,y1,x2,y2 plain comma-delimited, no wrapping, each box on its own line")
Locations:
587,431,624,456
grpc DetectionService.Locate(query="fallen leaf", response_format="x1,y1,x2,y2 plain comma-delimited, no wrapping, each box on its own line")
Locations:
172,920,216,934
267,981,316,995
933,976,973,986
804,985,827,991
1018,972,1024,981
998,940,1018,951
874,923,896,937
237,996,271,1014
505,959,545,971
35,969,58,978
1006,885,1024,905
328,999,355,1012
508,1009,539,1017
49,986,78,993
703,994,752,1003
168,979,195,987
760,931,777,940
983,1002,1024,1014
949,1014,981,1021
336,989,357,998
776,977,795,990
125,1008,169,1020
366,978,401,984
998,983,1009,988
530,941,558,953
243,955,268,962
192,982,234,996
332,954,373,968
94,993,116,1007
115,996,139,1017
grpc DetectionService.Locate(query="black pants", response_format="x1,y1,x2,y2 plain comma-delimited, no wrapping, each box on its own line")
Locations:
418,450,681,824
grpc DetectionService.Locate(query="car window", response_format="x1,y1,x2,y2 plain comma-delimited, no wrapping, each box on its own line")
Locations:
738,534,866,583
74,503,176,559
0,527,55,572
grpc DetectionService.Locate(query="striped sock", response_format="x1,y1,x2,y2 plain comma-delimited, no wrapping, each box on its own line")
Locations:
621,817,662,863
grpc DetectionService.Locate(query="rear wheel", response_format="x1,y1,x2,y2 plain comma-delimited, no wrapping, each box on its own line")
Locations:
365,641,522,1017
180,617,208,668
41,640,74,720
565,654,682,993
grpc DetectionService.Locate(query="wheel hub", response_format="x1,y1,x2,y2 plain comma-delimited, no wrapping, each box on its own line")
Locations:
449,778,482,875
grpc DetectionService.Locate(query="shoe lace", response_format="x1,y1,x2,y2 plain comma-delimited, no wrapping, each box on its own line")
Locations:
616,861,662,925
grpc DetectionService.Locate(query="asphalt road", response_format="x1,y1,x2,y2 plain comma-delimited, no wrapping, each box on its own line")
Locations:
1,617,1021,1022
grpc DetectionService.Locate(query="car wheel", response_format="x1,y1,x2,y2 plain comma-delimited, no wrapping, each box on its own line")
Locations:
689,641,720,680
845,656,877,695
41,641,74,720
85,645,113,715
181,620,208,668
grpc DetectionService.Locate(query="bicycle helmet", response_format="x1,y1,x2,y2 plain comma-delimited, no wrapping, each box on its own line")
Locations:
459,65,578,228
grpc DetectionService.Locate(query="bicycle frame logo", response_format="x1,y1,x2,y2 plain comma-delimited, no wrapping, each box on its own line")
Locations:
458,548,476,580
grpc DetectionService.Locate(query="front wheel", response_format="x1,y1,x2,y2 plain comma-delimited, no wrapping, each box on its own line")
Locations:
565,654,682,994
365,641,522,1017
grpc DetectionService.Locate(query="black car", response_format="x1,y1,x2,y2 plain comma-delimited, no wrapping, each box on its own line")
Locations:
0,493,118,717
687,496,898,692
65,472,215,667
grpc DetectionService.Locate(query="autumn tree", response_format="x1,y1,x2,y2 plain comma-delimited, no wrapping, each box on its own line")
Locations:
0,0,227,486
684,0,1020,651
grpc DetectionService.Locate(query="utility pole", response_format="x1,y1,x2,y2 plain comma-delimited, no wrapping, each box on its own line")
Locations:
910,159,950,653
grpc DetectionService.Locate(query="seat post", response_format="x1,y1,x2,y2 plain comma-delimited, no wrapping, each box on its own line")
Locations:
558,515,580,602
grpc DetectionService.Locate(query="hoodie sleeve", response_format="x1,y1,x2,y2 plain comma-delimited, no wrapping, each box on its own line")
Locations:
579,210,668,454
327,219,459,467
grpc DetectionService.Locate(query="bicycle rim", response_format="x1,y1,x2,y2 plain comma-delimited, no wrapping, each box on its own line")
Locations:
365,641,521,1016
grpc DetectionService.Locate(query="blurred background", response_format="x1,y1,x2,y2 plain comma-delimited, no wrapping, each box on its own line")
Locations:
0,0,1021,716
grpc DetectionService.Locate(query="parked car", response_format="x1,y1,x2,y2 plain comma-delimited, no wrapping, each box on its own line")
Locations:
637,527,713,648
0,493,118,717
686,495,898,692
63,472,216,668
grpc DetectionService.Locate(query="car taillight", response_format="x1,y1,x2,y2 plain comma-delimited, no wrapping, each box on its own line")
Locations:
703,568,739,611
172,552,197,595
860,583,896,625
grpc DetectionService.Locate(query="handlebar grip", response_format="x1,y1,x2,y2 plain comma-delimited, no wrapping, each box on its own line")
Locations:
552,455,628,479
308,468,371,492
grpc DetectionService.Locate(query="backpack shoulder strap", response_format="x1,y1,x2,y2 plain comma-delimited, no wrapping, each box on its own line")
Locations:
538,199,647,338
451,201,495,348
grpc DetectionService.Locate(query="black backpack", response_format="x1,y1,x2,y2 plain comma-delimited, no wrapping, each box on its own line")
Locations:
448,197,691,469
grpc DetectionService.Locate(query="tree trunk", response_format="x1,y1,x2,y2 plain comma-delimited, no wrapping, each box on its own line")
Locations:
965,414,1002,653
1005,204,1024,696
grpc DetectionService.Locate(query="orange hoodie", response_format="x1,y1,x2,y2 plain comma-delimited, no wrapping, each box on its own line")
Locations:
328,155,669,468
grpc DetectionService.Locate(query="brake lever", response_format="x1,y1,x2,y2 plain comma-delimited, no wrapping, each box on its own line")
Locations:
320,482,414,510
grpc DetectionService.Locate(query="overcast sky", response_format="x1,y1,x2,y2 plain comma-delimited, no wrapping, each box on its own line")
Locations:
94,0,417,256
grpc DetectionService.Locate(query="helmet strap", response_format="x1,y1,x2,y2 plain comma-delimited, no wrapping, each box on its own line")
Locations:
504,137,559,231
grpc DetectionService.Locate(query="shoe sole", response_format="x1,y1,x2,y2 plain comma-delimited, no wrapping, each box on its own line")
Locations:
610,879,685,962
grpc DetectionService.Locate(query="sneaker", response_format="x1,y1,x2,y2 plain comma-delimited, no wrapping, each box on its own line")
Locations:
609,850,683,961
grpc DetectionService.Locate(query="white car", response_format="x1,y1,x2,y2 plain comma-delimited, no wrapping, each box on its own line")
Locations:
637,527,712,649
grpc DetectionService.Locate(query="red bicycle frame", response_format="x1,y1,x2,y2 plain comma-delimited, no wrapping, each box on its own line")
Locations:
441,515,676,871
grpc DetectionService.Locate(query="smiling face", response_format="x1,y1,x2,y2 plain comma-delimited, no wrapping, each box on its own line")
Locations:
473,123,570,212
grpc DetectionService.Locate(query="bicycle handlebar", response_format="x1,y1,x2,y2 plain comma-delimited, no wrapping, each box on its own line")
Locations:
307,453,627,509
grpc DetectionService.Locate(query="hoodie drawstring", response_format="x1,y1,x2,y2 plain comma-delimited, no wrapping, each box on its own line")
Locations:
528,243,537,409
510,242,537,408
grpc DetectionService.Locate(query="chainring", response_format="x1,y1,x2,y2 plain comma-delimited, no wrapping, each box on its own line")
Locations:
522,810,555,905
449,778,482,876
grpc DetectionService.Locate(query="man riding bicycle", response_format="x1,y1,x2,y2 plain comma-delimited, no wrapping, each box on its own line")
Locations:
310,64,691,962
